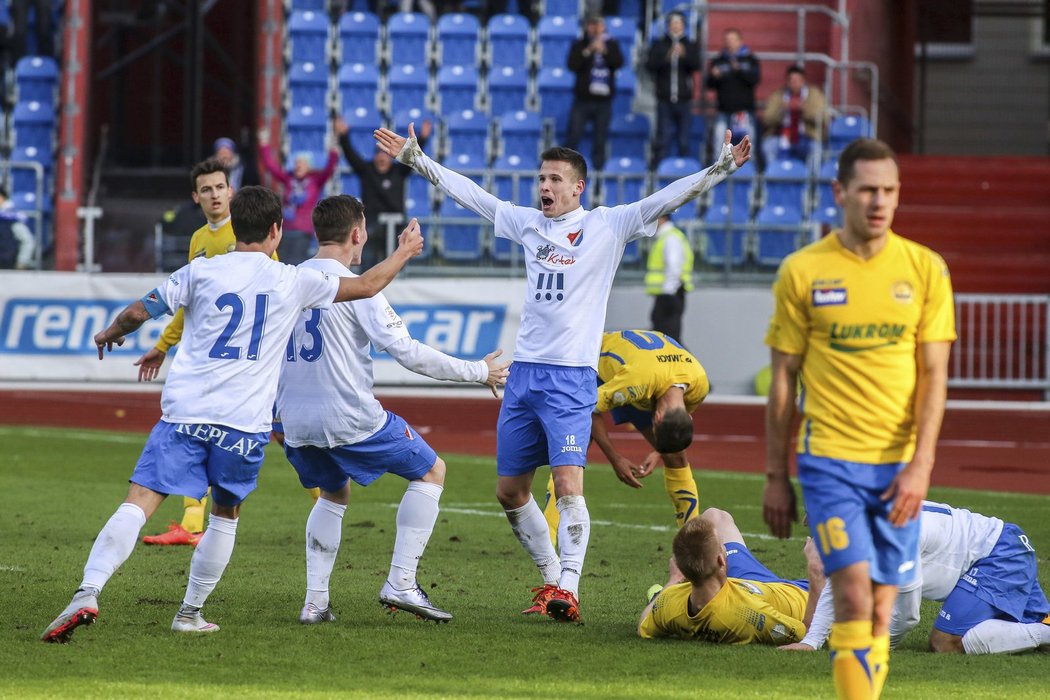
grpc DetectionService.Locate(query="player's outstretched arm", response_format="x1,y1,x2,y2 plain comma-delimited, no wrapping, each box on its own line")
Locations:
335,218,424,302
94,300,151,359
636,130,751,224
375,122,503,223
384,340,509,394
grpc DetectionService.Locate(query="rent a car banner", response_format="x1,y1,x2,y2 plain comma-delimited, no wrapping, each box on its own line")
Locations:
0,272,522,384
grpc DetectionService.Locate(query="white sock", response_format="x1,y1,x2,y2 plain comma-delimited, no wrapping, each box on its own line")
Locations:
961,618,1050,654
182,514,238,609
388,481,443,590
80,502,147,592
305,499,346,609
555,495,590,597
505,495,560,585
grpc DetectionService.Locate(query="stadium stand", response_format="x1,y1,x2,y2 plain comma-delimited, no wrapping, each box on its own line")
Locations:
15,56,59,105
600,156,648,206
754,203,804,266
337,62,381,113
387,63,429,118
708,159,756,215
544,0,581,16
537,16,577,70
701,203,750,267
445,109,490,161
436,13,481,67
613,66,636,115
497,110,543,161
492,154,535,205
762,157,808,211
605,16,638,62
608,112,650,162
438,198,487,261
287,61,329,110
487,65,529,117
828,114,872,154
341,105,383,157
487,13,531,69
387,12,431,66
12,101,55,154
337,11,381,66
536,67,574,131
285,104,328,155
436,64,480,114
287,10,329,65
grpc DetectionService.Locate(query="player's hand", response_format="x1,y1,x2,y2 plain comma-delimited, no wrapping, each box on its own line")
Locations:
396,218,424,258
881,460,931,526
667,556,686,584
726,130,751,167
802,537,824,575
375,123,411,159
611,454,644,489
94,332,125,359
134,347,166,382
778,642,817,652
637,450,662,478
481,349,510,398
334,117,348,137
762,475,797,539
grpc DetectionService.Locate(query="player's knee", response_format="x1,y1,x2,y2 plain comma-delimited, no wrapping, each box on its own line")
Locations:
700,507,733,529
929,629,964,653
423,457,446,485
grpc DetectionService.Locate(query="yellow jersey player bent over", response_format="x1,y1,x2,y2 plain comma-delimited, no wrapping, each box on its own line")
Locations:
762,139,956,699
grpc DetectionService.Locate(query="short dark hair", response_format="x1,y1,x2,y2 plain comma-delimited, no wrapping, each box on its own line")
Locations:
540,146,587,182
313,194,366,245
672,516,721,585
230,186,282,244
837,138,898,187
786,64,805,77
190,158,230,192
654,407,694,453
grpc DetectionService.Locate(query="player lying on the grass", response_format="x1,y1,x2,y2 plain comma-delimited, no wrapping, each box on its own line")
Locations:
276,195,509,625
783,500,1050,654
540,329,709,549
375,121,749,624
639,507,825,643
41,188,423,643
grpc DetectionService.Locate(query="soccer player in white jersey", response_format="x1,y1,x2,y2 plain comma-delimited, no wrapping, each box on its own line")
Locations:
375,123,750,622
276,194,509,624
787,501,1050,654
41,187,423,643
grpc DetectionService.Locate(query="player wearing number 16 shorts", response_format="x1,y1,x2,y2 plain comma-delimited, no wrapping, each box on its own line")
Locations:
374,122,751,623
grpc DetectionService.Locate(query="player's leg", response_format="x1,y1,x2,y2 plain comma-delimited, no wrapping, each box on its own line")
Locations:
141,494,207,546
542,471,558,547
700,507,744,546
645,427,699,528
271,418,320,503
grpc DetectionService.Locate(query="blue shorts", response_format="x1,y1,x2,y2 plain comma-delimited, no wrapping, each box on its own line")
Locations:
935,523,1050,635
284,412,438,492
797,453,920,586
725,542,809,592
131,421,270,506
496,362,598,476
609,403,653,431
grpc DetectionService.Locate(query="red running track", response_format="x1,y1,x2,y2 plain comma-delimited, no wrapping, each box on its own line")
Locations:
1,390,1048,496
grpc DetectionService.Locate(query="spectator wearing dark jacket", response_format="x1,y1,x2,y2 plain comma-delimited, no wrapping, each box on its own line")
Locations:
646,12,701,164
706,28,760,155
565,15,624,170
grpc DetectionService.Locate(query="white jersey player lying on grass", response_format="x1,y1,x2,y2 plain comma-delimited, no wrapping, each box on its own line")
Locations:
275,195,509,624
374,123,749,623
41,187,423,642
786,500,1050,654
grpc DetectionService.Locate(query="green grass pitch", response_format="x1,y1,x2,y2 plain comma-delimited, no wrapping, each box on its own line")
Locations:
1,425,1047,699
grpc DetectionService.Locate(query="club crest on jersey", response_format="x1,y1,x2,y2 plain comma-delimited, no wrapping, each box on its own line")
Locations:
536,243,555,260
892,281,914,304
566,229,583,247
812,288,847,307
404,427,414,440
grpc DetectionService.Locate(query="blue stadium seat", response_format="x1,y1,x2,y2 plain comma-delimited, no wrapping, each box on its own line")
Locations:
605,17,637,61
608,112,649,162
405,175,434,219
287,61,329,110
614,66,636,115
537,67,574,131
436,65,480,114
287,10,329,65
815,157,838,214
338,11,381,66
497,110,543,160
655,156,701,189
387,12,431,66
387,64,429,118
601,156,648,206
619,0,642,20
436,13,480,66
337,63,380,113
393,106,438,134
445,109,490,162
15,56,59,105
488,65,529,117
487,14,531,69
438,198,486,261
754,204,803,266
12,101,55,153
763,157,808,211
544,0,581,16
341,105,383,156
289,0,325,9
340,172,362,199
689,113,707,152
286,105,328,155
828,114,872,152
708,159,756,216
492,154,535,205
702,204,749,266
10,146,49,197
537,16,577,69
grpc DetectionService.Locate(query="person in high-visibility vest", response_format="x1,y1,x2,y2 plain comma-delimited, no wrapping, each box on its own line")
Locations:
646,214,694,343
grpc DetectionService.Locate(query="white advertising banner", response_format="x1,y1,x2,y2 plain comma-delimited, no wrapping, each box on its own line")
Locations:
0,271,524,385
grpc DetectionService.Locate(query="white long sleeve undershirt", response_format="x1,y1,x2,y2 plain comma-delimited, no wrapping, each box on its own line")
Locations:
384,336,488,384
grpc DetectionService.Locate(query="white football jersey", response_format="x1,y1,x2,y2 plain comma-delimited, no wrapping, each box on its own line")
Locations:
913,500,1004,601
155,252,339,433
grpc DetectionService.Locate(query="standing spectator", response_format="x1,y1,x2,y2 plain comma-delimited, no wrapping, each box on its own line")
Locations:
213,137,249,191
645,214,693,343
565,15,624,171
761,64,827,165
334,116,432,269
10,0,54,60
0,186,36,269
646,12,701,164
706,28,760,154
258,130,340,265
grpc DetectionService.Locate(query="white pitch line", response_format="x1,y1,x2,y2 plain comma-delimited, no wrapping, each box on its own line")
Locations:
0,564,26,572
0,426,144,444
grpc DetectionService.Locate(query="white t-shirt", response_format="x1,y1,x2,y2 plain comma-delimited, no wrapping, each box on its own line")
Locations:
277,258,487,448
155,251,339,433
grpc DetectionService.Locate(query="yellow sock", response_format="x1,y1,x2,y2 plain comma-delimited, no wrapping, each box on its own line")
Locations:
542,472,558,547
869,633,889,699
663,465,699,528
829,620,875,700
306,487,320,503
182,495,207,534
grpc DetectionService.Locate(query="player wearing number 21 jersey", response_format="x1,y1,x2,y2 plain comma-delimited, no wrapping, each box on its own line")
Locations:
41,187,422,643
374,123,750,622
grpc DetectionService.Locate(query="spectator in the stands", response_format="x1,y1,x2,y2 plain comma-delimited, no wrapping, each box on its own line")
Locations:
647,11,701,164
566,14,624,171
0,187,37,270
10,0,55,60
761,64,827,165
706,28,760,155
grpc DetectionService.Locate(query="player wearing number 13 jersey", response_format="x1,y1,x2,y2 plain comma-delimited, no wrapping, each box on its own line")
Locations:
374,122,750,622
41,187,422,643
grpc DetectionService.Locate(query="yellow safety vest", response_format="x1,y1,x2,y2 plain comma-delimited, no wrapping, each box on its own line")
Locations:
645,224,694,295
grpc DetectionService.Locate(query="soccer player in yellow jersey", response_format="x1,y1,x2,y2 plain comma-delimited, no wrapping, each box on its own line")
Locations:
762,139,956,699
639,508,825,643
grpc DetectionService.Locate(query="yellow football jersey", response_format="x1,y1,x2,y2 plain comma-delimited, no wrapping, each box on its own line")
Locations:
765,231,956,464
639,578,808,644
596,330,710,414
